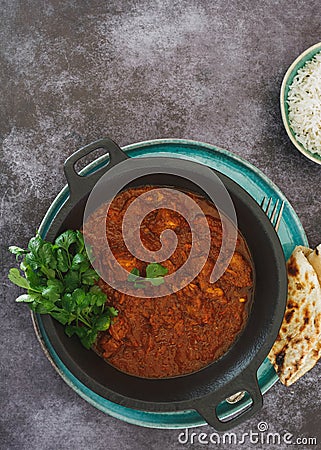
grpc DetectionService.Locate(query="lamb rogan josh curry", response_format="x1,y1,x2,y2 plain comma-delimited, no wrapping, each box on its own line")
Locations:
84,186,254,378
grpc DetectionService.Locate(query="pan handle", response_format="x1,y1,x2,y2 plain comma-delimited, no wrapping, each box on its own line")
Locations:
64,137,128,200
195,372,263,431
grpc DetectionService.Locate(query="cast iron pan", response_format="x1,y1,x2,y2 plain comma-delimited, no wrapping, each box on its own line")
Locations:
38,137,287,431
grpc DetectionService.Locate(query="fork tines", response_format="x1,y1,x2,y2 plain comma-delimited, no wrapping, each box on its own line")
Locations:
260,197,285,232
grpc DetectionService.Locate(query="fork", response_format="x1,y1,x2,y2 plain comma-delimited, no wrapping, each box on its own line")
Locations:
260,197,285,232
225,196,285,405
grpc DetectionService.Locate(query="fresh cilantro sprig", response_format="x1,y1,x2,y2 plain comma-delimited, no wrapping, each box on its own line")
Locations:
8,230,117,349
127,263,168,288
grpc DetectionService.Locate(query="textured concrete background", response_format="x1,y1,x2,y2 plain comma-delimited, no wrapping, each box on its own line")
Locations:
1,1,321,449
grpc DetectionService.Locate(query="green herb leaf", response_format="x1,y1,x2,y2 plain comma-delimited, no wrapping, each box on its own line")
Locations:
89,285,101,294
95,315,111,331
24,253,40,271
127,263,168,288
8,268,30,289
35,300,56,314
42,279,64,302
65,324,88,338
15,293,37,303
25,266,46,291
127,267,140,282
55,230,78,252
82,268,99,285
57,248,69,272
47,278,64,294
146,262,168,279
71,288,86,306
61,293,74,312
41,287,60,302
87,286,107,308
149,277,165,286
8,229,116,351
107,306,118,317
63,270,80,293
28,235,44,255
133,281,147,289
74,326,88,339
80,330,98,350
38,242,56,268
75,230,85,254
20,260,27,271
40,267,56,279
9,246,28,258
50,309,71,325
71,253,90,272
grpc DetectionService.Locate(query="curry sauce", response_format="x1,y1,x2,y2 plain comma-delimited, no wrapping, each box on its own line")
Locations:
85,186,254,378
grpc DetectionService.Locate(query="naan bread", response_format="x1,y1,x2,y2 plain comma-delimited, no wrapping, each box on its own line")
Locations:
307,244,321,286
268,245,321,386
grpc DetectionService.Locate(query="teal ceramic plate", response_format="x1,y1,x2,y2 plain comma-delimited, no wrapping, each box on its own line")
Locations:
280,42,321,164
34,138,308,429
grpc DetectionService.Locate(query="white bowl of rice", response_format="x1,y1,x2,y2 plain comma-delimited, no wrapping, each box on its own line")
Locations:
280,42,321,164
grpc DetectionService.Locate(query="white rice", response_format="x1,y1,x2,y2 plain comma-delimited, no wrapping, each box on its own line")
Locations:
287,51,321,155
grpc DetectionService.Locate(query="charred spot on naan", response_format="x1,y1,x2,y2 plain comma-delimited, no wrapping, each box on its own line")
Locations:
287,300,298,310
293,360,301,372
299,322,309,332
314,316,321,334
285,310,295,324
304,307,310,321
287,256,299,277
275,349,286,372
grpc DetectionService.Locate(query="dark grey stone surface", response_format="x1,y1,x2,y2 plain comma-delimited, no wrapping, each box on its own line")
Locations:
1,1,321,449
